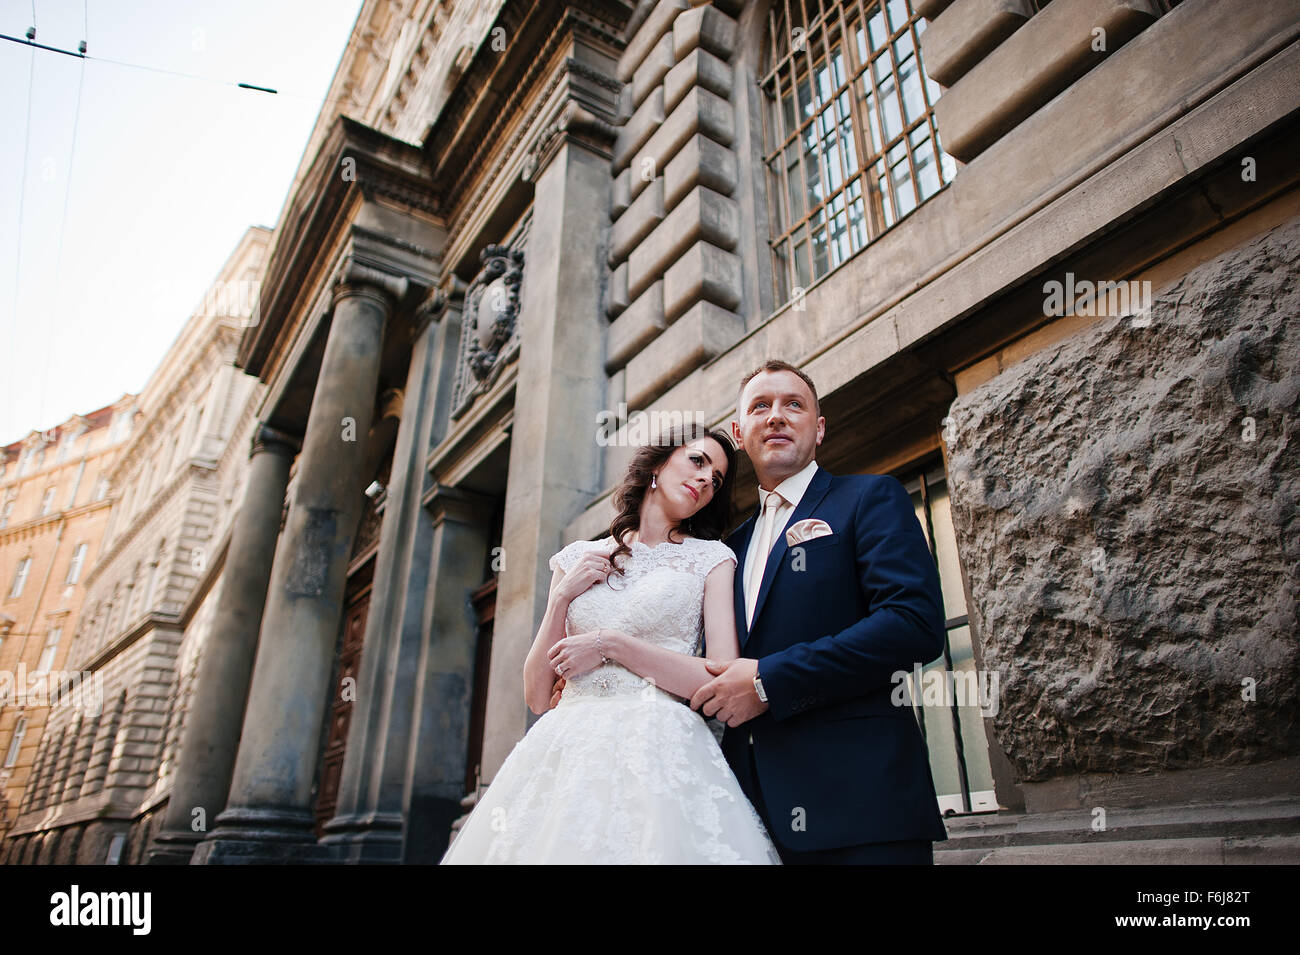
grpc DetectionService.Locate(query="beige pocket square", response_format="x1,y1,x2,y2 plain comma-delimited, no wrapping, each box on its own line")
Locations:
786,518,834,546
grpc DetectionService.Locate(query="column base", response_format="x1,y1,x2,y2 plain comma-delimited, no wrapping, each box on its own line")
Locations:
145,829,204,865
318,810,405,864
191,807,336,865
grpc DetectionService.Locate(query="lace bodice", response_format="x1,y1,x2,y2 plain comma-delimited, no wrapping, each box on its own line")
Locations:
549,535,736,704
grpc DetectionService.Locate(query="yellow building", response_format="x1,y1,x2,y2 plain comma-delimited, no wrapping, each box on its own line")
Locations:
0,398,136,841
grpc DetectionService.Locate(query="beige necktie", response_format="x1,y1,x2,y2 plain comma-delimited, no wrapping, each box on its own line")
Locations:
745,490,784,627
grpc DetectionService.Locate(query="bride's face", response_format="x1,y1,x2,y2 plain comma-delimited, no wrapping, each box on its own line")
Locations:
651,437,728,520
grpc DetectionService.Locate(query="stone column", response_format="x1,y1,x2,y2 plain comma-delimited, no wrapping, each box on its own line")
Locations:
402,484,495,863
146,424,298,865
480,135,610,779
318,294,446,863
192,265,402,864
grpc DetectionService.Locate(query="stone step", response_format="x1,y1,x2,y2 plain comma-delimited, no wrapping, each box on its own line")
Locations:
937,834,1300,864
935,796,1300,860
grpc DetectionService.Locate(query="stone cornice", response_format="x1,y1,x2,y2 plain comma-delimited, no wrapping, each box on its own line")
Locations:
78,610,183,677
423,0,629,241
239,115,443,380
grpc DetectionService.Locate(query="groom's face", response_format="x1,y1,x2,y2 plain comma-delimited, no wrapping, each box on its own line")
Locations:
732,370,824,485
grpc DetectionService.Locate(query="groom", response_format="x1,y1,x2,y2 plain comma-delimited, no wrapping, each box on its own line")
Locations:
689,360,949,864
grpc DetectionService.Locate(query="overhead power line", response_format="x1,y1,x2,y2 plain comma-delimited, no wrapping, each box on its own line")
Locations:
0,32,282,94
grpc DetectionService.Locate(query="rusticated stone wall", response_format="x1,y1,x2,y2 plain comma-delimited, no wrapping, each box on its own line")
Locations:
945,216,1300,782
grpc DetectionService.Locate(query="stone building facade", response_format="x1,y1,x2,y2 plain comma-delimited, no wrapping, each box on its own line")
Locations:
0,227,270,864
10,0,1299,864
0,399,134,844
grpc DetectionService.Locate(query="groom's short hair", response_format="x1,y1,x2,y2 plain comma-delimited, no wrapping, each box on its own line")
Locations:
738,359,821,416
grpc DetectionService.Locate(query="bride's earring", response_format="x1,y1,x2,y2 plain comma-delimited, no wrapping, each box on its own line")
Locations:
651,473,658,489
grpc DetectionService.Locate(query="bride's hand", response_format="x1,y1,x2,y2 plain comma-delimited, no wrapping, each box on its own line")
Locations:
547,630,611,680
553,551,614,604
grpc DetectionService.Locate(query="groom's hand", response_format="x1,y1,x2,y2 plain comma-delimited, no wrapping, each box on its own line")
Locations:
690,658,769,727
548,678,566,710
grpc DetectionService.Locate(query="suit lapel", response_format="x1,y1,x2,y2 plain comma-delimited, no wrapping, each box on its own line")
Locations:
746,466,833,643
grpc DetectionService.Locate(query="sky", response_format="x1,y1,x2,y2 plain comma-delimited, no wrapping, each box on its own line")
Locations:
1,0,365,444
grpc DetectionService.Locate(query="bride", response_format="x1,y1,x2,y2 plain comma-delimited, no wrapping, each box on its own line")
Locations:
440,424,780,864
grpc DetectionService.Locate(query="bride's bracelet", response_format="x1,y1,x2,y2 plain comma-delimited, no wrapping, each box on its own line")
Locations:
597,629,610,665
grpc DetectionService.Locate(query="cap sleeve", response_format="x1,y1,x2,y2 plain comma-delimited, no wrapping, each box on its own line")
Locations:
548,538,608,574
699,539,738,578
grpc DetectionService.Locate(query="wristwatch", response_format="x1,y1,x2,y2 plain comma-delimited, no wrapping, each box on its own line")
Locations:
753,674,768,703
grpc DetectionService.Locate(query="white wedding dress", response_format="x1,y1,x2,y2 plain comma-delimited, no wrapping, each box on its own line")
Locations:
440,535,781,864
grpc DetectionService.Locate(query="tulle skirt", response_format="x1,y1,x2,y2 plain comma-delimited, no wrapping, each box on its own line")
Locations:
440,692,781,864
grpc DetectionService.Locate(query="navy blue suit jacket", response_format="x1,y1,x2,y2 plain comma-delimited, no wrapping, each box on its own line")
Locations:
722,465,949,851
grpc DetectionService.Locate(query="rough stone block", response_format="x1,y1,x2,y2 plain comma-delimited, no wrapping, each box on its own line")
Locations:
632,32,675,110
611,178,666,266
628,186,739,301
664,134,737,208
629,86,735,203
664,46,733,113
612,87,666,172
625,301,744,409
672,4,737,63
945,218,1300,781
922,0,1034,87
662,240,742,322
618,0,688,83
934,0,1160,161
607,282,667,372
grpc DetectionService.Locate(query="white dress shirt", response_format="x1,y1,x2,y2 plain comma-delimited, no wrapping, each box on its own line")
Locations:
743,458,819,625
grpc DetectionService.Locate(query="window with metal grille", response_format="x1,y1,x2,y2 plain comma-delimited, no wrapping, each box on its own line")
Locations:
762,0,956,306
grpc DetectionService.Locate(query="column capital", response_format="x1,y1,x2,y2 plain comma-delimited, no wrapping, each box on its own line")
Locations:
423,483,496,528
523,98,619,184
332,259,409,308
250,424,301,460
414,274,469,334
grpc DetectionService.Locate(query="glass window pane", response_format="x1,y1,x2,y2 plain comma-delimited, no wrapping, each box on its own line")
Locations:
782,84,798,135
803,124,825,207
837,90,858,174
793,233,811,290
785,141,805,221
911,126,940,200
875,157,895,227
887,0,909,32
796,72,813,122
860,82,883,156
767,157,787,233
773,238,791,303
889,141,916,218
847,180,867,250
810,206,829,278
827,191,850,267
867,4,888,52
875,57,903,142
897,34,926,124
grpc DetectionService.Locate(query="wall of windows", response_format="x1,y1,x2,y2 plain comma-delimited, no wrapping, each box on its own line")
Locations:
762,0,956,305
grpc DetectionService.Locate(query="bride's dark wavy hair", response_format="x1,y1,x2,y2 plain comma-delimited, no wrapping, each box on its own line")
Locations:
606,423,736,578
